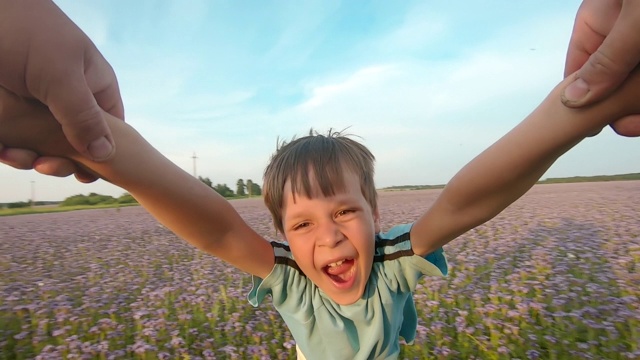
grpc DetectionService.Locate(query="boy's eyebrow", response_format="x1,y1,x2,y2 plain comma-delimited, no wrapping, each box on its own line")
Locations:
331,193,364,207
283,212,308,224
285,192,363,216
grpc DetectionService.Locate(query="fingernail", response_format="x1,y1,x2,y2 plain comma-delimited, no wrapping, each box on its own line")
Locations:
88,137,114,161
563,78,589,103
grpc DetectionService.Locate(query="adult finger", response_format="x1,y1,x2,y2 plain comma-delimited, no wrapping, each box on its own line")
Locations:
564,0,619,77
610,114,640,137
563,0,640,107
74,167,100,184
0,147,38,170
73,170,99,184
31,157,79,178
35,154,101,183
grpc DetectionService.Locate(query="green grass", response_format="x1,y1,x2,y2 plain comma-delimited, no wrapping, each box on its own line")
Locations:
382,173,640,191
0,195,264,217
0,203,140,217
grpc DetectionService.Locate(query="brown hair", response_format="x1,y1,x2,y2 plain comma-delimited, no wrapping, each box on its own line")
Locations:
263,129,377,233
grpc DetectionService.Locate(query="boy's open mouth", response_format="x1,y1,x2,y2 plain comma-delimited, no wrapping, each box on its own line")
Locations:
323,258,356,285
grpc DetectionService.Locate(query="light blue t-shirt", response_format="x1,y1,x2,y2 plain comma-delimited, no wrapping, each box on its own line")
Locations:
248,223,448,360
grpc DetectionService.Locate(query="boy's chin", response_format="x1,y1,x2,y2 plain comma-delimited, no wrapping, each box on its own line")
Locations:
322,282,366,305
329,291,363,306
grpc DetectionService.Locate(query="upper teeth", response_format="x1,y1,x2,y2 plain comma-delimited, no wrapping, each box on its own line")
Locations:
328,260,345,267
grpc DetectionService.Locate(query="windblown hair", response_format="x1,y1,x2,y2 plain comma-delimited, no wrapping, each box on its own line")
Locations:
263,129,377,234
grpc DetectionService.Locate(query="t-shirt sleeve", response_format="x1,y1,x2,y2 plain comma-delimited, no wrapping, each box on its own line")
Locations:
374,223,448,294
247,242,317,317
424,246,448,276
247,262,280,307
373,223,448,345
247,242,289,307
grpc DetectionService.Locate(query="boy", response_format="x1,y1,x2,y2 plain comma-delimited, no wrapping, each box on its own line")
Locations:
1,68,639,359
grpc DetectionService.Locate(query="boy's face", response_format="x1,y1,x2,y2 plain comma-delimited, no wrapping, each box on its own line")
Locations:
281,170,380,305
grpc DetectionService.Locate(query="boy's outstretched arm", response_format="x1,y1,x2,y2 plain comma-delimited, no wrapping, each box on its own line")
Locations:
410,69,640,256
0,90,275,278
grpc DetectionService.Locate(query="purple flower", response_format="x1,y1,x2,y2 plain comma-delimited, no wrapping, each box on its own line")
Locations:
527,349,541,360
13,331,28,340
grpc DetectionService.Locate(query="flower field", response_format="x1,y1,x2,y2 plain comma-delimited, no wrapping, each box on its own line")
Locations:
1,181,639,359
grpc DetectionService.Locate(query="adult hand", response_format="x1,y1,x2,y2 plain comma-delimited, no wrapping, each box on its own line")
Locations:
563,0,640,137
0,86,96,182
0,0,124,179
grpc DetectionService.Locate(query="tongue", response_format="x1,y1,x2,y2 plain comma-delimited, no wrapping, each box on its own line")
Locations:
325,259,354,278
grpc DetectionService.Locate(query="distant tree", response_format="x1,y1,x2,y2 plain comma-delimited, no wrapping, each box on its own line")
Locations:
117,193,138,204
246,179,254,196
236,179,246,196
61,193,117,207
213,184,234,198
198,176,213,188
7,201,31,209
251,182,262,196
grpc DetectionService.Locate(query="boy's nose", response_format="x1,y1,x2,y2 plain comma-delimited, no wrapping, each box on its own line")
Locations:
316,220,344,248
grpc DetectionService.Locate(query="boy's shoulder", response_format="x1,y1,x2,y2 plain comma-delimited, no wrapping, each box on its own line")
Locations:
375,223,448,276
376,223,414,241
373,223,414,259
269,241,304,274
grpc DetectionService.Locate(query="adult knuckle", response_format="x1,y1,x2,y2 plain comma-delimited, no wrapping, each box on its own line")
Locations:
589,50,631,77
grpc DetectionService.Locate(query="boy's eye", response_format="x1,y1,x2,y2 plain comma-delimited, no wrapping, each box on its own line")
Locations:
336,209,355,217
292,222,310,231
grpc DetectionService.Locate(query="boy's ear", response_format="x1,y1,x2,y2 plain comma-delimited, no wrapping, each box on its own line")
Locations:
373,207,381,233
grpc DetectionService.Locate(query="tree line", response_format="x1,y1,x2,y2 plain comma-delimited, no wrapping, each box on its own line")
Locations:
198,177,262,198
60,193,137,206
2,177,262,209
2,193,137,209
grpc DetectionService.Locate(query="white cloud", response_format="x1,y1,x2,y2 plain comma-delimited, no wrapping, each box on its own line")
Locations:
264,13,580,188
298,65,399,109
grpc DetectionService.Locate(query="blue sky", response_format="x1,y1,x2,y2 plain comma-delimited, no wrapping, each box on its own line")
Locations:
2,0,639,203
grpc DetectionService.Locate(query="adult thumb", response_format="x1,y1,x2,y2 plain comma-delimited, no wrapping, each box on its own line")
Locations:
44,78,116,162
562,1,640,107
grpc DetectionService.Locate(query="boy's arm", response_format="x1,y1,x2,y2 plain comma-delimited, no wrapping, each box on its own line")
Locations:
410,69,640,257
0,93,275,278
